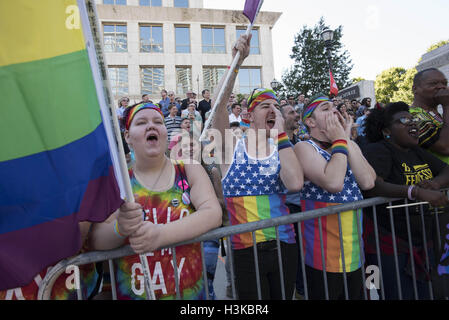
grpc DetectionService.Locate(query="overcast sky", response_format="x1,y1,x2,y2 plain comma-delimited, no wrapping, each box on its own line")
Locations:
204,0,449,81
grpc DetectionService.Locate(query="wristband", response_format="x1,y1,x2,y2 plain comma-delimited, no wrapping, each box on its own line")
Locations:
277,132,293,150
114,220,126,239
408,185,416,201
331,139,348,156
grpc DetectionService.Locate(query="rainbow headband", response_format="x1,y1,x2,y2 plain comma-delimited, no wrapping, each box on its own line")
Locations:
302,96,331,121
247,89,279,112
125,103,164,130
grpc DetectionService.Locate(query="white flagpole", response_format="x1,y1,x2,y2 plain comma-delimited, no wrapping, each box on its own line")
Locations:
199,0,264,142
78,0,156,300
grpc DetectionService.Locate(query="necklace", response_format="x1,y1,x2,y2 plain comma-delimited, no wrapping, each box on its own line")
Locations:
134,157,169,191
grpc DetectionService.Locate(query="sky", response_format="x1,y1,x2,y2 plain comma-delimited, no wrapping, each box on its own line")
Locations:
204,0,449,81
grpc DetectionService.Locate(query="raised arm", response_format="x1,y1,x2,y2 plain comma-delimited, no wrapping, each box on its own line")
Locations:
210,34,251,140
294,141,347,193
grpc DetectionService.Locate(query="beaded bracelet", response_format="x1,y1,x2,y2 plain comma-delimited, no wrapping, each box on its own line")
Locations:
331,139,348,156
113,220,126,239
277,132,293,151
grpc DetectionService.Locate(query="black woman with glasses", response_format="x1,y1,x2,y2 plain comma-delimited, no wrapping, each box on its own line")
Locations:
362,101,449,299
210,34,303,300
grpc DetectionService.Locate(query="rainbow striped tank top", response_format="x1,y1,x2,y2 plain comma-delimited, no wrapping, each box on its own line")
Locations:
222,138,296,250
299,140,364,273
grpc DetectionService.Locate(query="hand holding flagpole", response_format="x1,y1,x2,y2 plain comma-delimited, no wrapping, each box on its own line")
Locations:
199,0,264,142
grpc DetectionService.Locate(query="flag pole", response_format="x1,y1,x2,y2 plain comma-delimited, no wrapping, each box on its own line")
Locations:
199,0,264,142
78,0,156,300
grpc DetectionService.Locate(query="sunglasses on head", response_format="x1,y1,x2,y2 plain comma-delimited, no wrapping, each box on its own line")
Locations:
394,117,419,125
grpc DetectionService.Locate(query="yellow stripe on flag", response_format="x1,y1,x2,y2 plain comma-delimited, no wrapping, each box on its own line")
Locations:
0,0,85,67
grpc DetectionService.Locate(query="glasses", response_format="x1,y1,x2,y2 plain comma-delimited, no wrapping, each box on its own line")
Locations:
394,117,420,125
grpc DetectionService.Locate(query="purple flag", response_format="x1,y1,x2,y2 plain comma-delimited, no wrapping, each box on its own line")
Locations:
243,0,262,23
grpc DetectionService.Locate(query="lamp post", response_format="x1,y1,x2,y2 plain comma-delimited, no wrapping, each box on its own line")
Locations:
270,78,282,93
320,29,334,70
320,29,336,97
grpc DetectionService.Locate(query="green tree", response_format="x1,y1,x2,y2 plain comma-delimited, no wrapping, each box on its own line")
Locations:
281,17,353,98
391,68,417,104
375,67,407,104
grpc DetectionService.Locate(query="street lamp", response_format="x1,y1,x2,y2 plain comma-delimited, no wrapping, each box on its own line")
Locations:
270,78,281,92
320,29,336,97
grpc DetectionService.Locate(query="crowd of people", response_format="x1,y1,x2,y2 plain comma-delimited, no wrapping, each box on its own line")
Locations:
3,34,449,301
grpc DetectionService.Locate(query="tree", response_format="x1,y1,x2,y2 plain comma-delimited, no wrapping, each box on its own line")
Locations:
374,67,406,104
391,68,417,104
281,17,353,98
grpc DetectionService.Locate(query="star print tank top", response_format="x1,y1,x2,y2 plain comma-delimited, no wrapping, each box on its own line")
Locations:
222,138,296,250
299,140,364,273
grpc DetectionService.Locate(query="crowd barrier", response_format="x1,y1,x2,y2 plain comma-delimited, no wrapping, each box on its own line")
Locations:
37,193,449,300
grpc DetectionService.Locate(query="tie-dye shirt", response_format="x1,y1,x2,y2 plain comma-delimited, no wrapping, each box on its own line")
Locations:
113,161,205,300
222,138,296,250
299,140,364,273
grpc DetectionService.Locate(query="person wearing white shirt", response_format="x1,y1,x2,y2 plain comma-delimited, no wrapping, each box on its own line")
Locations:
228,103,242,125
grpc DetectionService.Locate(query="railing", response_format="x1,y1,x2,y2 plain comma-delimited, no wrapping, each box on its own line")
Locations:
37,194,449,300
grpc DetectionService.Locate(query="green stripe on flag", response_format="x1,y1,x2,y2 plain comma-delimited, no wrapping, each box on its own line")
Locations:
0,50,102,162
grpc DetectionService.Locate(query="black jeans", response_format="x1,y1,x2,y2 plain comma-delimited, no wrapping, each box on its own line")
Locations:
232,241,298,300
305,266,363,300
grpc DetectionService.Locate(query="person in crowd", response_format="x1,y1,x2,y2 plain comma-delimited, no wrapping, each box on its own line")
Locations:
287,95,296,108
280,103,306,299
89,102,221,300
117,97,130,129
356,97,371,118
228,103,242,124
180,90,195,113
142,94,150,103
294,94,376,300
164,103,182,143
210,33,303,300
198,89,212,124
355,107,371,147
362,101,449,300
410,68,449,164
168,117,191,160
159,89,171,117
296,94,306,114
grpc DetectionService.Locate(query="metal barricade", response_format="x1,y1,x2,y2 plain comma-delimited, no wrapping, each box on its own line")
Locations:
37,193,449,300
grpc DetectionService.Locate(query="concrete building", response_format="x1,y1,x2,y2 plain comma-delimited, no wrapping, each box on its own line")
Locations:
94,0,281,103
417,42,449,80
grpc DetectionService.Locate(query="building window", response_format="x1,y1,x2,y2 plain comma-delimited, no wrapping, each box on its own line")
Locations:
104,0,126,5
203,67,226,94
108,67,128,96
174,0,188,8
141,67,164,95
140,25,163,53
236,28,260,54
176,67,192,95
175,26,190,53
139,0,161,6
103,24,127,52
202,27,225,54
239,68,262,95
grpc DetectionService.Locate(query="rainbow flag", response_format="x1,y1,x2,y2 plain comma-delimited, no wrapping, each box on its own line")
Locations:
0,0,123,290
